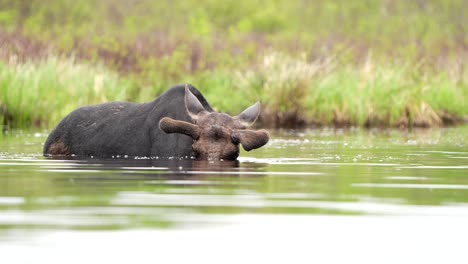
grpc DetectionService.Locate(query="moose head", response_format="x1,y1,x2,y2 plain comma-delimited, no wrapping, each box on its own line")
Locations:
159,87,269,160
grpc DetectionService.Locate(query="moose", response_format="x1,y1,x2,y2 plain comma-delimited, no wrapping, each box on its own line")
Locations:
43,84,269,160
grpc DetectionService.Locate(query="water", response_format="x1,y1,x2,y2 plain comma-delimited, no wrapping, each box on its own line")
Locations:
1,127,467,263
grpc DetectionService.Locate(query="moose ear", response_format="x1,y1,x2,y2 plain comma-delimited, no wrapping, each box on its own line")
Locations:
237,102,261,127
185,85,206,120
232,129,269,151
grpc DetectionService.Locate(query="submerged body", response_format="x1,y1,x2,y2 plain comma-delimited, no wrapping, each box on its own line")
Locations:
43,85,269,160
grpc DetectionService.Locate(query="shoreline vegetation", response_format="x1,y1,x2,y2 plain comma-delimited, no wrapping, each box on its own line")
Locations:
0,0,467,130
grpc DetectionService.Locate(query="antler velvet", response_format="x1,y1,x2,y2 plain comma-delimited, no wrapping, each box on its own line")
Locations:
159,117,201,139
232,129,270,151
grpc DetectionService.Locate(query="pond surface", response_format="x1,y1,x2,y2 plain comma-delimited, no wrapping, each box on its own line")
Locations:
1,127,467,263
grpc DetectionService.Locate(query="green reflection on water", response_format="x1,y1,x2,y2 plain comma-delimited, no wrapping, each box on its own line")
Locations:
0,127,467,231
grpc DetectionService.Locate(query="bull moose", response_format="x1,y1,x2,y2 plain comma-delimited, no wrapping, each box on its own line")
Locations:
43,84,269,160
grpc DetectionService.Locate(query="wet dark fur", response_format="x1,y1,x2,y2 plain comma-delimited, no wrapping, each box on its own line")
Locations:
43,85,213,158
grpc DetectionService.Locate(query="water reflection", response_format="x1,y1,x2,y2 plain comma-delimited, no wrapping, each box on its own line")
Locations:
40,157,258,181
1,127,468,229
2,127,468,264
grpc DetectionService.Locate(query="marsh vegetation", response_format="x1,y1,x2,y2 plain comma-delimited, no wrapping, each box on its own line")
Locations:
0,0,467,129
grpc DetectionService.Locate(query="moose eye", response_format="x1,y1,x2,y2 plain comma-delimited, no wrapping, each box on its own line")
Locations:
231,133,240,144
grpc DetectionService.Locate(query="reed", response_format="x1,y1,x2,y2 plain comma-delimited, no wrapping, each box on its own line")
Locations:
3,53,465,130
0,57,137,128
233,53,467,128
0,0,466,129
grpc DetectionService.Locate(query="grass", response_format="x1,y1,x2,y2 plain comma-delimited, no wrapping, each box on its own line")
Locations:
0,57,138,128
234,53,467,128
1,52,466,129
0,0,467,129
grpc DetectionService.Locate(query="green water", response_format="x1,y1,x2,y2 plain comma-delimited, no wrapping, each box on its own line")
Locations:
0,127,467,263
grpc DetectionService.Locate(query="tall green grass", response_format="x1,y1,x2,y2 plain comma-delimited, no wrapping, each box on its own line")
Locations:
0,57,138,128
232,52,467,127
2,53,465,129
0,0,466,129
